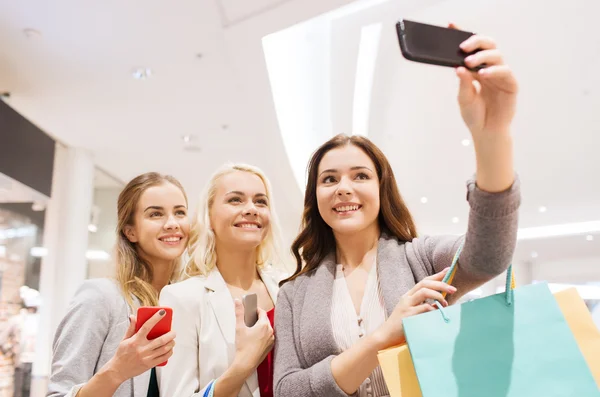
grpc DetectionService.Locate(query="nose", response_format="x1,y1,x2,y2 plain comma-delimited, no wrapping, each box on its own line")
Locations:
336,177,353,197
164,214,181,230
243,202,258,216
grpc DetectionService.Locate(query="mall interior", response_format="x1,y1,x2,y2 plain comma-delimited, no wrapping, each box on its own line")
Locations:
0,0,599,396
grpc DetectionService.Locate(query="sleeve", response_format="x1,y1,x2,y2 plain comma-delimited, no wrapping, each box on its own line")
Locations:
415,175,521,281
273,284,353,397
157,285,208,397
46,280,114,397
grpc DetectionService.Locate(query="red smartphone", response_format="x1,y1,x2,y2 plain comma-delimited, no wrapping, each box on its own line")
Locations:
135,306,173,366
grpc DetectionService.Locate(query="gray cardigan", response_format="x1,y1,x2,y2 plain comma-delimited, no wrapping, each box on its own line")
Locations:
273,178,521,397
47,278,151,397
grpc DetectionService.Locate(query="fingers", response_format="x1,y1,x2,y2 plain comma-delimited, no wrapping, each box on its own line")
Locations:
417,279,457,295
123,315,137,340
147,330,176,351
465,49,503,69
234,299,245,327
460,35,497,53
407,268,450,295
149,338,176,359
408,303,437,316
410,288,448,307
477,65,519,94
457,67,478,106
137,309,166,339
151,349,174,366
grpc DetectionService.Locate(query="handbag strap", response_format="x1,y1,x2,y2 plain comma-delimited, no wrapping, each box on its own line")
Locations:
435,241,515,322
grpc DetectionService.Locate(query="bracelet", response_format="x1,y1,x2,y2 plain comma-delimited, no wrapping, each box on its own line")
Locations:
203,380,215,397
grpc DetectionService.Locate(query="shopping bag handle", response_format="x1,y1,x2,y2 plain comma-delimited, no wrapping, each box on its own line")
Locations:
435,241,515,322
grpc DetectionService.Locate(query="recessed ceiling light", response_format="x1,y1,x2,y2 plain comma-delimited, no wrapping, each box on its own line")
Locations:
196,53,203,59
452,217,459,224
586,235,594,241
88,224,98,233
222,124,229,130
461,139,471,146
23,28,42,39
182,135,192,143
531,251,538,258
31,202,45,212
538,206,547,213
132,68,152,80
420,197,428,204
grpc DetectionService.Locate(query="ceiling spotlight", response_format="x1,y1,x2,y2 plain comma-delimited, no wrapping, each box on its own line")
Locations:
420,197,428,204
586,235,594,241
132,68,153,80
538,206,547,213
461,139,471,147
88,224,98,233
531,251,538,258
182,135,192,143
452,217,459,224
31,202,45,212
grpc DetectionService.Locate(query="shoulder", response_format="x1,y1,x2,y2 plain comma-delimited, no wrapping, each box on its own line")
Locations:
71,278,122,308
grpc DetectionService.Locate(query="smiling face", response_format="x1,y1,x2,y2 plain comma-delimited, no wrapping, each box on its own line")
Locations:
209,170,271,251
316,144,381,236
124,182,190,266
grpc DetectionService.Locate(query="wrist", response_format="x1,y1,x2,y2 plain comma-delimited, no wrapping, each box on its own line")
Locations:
98,360,126,388
229,356,254,379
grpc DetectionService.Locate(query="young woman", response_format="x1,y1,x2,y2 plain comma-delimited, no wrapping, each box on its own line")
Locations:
48,172,190,397
157,163,287,397
273,30,521,397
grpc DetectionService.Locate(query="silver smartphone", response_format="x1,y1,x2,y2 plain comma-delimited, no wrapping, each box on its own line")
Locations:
242,293,258,327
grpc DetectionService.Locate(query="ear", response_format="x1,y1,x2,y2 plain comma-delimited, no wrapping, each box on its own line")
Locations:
124,225,138,243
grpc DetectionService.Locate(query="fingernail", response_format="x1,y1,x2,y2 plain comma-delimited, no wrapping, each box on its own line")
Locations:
159,309,166,316
465,55,473,63
443,300,449,307
449,286,457,293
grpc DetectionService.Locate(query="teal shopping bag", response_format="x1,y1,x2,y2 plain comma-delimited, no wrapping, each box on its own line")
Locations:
402,246,600,397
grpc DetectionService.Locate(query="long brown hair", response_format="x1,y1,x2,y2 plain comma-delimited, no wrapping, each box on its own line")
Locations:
116,172,188,308
281,134,418,286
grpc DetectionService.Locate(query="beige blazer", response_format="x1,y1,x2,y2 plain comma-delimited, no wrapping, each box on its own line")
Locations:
157,265,287,397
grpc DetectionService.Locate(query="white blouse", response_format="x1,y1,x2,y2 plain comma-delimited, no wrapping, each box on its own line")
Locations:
331,261,390,397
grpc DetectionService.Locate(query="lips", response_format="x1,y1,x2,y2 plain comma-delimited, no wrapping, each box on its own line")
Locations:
333,203,362,213
234,222,262,229
158,234,184,245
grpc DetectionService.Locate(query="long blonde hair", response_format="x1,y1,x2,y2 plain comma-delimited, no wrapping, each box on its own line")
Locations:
185,163,284,277
116,172,188,308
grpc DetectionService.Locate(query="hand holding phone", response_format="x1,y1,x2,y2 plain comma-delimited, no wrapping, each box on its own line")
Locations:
135,306,173,366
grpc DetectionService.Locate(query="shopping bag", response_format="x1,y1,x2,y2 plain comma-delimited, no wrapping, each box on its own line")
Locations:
377,344,421,397
401,245,600,397
554,287,600,387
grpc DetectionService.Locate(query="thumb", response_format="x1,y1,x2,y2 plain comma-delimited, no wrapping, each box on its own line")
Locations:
234,299,245,328
123,315,137,340
456,66,477,107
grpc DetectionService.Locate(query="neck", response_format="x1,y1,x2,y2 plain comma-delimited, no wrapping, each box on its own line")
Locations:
216,243,259,290
138,251,174,294
334,222,380,270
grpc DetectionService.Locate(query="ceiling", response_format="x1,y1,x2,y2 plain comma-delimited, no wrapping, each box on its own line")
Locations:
0,0,598,267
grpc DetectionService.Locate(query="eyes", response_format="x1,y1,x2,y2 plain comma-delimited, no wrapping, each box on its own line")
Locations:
227,196,269,207
321,172,371,184
149,209,187,218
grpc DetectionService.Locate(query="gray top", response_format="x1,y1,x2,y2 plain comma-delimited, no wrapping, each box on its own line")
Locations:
47,278,151,397
273,177,521,397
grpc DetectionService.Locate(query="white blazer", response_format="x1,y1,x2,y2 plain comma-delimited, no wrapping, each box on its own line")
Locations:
157,265,287,397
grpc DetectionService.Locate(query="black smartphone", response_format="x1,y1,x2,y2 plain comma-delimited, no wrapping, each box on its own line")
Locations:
396,19,482,70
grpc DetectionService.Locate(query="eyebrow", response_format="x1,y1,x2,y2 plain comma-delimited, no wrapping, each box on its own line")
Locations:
318,166,373,177
225,191,268,198
144,205,187,212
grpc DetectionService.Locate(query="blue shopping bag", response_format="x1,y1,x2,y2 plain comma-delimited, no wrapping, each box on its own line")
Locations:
402,245,600,397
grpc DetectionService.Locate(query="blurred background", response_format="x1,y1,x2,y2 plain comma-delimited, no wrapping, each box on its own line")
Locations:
0,0,598,395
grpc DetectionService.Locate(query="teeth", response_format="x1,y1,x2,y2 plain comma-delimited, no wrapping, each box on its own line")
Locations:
336,205,360,212
162,237,180,242
238,224,259,229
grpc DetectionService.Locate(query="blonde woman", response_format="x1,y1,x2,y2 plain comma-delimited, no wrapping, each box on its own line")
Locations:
48,172,191,397
158,163,287,397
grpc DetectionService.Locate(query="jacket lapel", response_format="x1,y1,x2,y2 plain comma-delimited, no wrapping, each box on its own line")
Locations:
300,253,342,366
376,233,416,317
205,269,236,345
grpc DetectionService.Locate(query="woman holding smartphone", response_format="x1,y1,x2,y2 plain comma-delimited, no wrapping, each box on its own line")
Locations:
48,172,190,397
158,163,287,397
273,30,521,397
